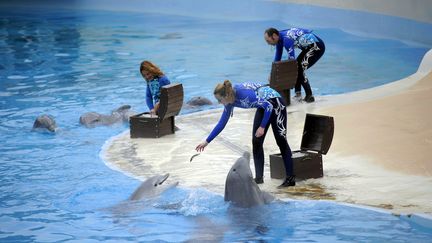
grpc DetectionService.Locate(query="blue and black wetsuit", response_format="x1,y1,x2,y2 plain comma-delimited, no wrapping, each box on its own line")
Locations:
274,28,325,97
146,75,170,111
206,82,294,179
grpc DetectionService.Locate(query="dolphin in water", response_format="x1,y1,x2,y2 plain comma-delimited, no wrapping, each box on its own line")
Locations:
186,96,213,107
112,105,135,122
105,174,179,225
129,173,179,201
79,105,135,128
224,152,275,208
32,114,57,132
159,32,182,40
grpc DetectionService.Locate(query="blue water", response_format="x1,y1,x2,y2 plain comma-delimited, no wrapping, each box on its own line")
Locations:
1,6,431,242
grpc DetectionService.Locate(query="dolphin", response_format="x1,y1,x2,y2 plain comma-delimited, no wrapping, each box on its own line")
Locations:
186,96,213,106
159,32,182,40
32,114,57,132
129,173,179,201
224,152,275,208
79,105,135,128
112,105,135,122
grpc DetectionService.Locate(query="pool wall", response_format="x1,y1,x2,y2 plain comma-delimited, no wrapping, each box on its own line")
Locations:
69,0,432,47
3,0,431,46
276,0,432,24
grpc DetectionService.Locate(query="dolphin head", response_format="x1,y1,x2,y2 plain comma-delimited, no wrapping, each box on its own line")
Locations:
79,112,102,128
32,115,57,132
226,152,253,180
80,112,121,128
186,96,213,106
129,173,179,201
224,152,268,208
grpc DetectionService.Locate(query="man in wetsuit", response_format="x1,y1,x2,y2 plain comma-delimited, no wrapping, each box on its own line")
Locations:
264,27,325,103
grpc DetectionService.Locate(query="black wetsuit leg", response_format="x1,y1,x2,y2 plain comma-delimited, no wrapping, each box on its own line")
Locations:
295,36,326,96
252,97,293,178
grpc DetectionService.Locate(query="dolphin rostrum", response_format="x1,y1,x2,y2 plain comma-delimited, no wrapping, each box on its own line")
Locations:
224,152,275,207
129,173,179,201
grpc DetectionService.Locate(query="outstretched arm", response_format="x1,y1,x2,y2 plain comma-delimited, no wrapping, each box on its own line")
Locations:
284,40,296,60
195,141,208,152
274,43,283,62
195,105,233,152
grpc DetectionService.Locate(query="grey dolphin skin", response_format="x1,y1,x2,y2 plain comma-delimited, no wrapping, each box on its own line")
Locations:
113,105,135,122
32,114,57,132
79,105,135,128
129,173,179,201
186,96,213,106
224,152,275,208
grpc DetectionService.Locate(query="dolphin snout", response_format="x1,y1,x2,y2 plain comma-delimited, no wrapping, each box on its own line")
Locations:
158,173,170,185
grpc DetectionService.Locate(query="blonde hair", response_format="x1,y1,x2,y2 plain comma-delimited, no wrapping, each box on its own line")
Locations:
214,80,235,103
140,60,164,78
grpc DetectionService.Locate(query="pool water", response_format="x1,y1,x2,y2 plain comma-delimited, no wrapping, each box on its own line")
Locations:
1,7,431,242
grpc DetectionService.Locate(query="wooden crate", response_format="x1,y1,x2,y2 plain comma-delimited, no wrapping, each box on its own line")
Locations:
270,113,334,180
270,152,323,180
269,60,298,105
130,83,183,138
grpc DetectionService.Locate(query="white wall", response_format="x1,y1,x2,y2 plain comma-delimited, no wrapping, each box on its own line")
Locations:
278,0,432,24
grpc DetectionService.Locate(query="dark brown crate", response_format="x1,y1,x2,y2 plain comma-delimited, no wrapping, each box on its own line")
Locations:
269,60,298,91
129,83,183,138
270,152,323,180
158,83,184,121
269,113,333,180
301,113,334,154
130,113,175,138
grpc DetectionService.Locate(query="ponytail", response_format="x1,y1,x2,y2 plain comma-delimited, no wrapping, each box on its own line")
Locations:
214,80,235,103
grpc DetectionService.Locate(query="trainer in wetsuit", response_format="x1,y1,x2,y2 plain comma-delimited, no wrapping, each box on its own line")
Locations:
195,80,295,188
140,60,171,115
264,27,325,103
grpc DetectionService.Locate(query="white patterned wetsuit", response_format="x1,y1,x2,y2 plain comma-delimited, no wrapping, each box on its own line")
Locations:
146,75,170,111
206,82,293,179
274,28,325,97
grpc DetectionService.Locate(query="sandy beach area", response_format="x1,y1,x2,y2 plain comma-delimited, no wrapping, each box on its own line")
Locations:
102,49,432,215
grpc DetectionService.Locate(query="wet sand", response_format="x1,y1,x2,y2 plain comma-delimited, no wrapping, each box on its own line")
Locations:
102,50,432,214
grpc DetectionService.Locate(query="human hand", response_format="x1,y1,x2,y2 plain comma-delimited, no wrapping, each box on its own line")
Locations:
195,141,209,152
255,127,265,137
150,103,160,117
154,102,160,113
150,109,156,117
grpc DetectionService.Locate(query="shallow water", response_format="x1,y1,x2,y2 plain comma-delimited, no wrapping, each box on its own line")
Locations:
1,6,431,242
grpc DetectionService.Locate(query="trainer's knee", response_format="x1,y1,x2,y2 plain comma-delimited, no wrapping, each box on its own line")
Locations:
275,140,289,151
252,136,264,148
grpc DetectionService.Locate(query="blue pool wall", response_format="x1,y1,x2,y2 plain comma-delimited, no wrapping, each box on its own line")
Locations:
74,0,432,47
